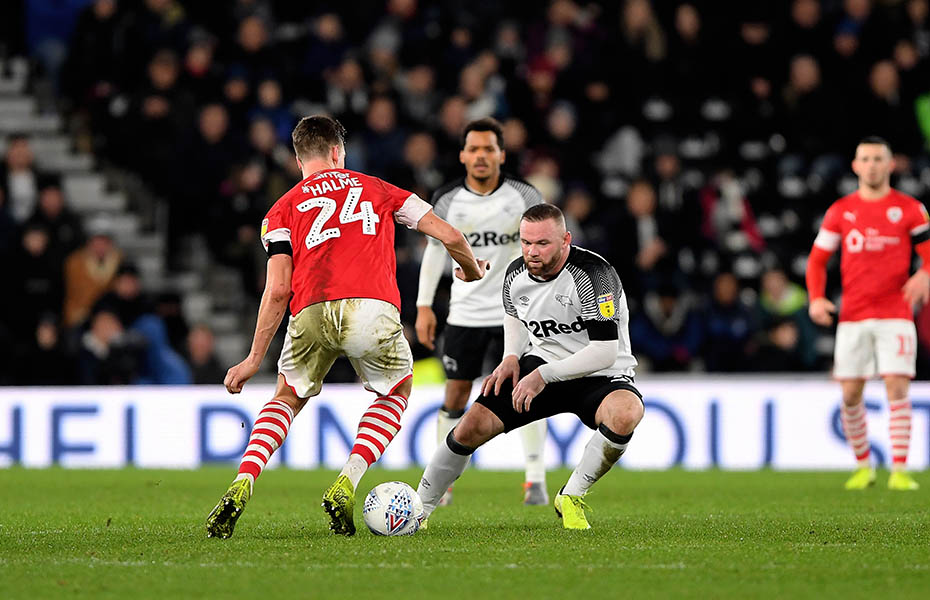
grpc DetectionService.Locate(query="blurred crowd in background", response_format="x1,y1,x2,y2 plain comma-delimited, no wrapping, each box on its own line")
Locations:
3,0,930,385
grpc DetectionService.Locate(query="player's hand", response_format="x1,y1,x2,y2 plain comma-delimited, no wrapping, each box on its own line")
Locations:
902,269,930,310
808,297,836,326
415,306,437,350
454,259,490,282
512,369,546,413
481,354,520,397
224,357,261,394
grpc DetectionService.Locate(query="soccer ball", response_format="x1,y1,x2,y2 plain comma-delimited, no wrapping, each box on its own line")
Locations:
362,481,425,536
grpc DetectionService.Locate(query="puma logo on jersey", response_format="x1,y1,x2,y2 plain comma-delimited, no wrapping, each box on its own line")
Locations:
843,211,856,222
466,231,520,247
521,316,585,337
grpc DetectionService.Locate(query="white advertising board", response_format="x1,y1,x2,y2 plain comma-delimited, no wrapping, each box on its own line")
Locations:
0,380,927,470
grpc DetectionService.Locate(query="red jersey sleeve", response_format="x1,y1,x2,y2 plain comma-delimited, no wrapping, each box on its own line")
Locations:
907,200,930,244
812,202,842,252
261,197,293,256
375,177,432,229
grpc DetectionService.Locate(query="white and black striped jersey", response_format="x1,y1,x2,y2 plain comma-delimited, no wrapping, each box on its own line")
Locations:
503,246,637,378
430,175,542,327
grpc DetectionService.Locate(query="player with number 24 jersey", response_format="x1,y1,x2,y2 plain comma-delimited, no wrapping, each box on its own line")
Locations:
261,168,425,315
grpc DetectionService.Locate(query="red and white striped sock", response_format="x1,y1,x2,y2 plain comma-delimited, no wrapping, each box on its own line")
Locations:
841,402,870,466
888,397,912,471
234,400,294,488
351,394,408,467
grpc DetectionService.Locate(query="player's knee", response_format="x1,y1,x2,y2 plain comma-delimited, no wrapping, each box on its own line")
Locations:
451,404,502,448
841,390,864,407
598,391,643,435
443,380,472,411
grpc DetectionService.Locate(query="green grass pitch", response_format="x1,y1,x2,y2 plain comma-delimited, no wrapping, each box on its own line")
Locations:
1,467,928,599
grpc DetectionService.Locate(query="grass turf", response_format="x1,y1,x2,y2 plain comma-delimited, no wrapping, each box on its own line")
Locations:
0,467,928,599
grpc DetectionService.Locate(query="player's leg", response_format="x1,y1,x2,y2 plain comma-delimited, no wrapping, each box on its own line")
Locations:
436,379,471,505
839,378,874,489
436,325,485,505
874,319,919,489
206,375,306,538
417,402,506,519
480,327,549,506
324,299,415,535
556,385,644,530
883,375,918,489
520,419,548,505
417,355,559,521
833,321,877,489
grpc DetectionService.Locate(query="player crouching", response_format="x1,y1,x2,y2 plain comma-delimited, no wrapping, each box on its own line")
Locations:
417,204,644,529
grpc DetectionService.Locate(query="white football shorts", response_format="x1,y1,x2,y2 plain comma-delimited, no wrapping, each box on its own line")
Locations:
278,298,413,397
833,318,916,379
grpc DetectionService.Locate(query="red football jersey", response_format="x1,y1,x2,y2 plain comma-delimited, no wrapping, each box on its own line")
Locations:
814,189,930,322
261,169,430,315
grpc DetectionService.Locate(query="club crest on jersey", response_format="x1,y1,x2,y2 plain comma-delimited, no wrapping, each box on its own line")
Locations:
555,294,573,307
261,218,269,238
887,207,903,223
597,294,615,318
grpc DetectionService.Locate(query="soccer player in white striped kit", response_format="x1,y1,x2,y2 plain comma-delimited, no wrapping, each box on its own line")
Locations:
416,118,550,505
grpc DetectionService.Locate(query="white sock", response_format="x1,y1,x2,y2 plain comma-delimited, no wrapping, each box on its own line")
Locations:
520,419,547,484
339,453,368,490
436,407,464,446
417,431,472,517
562,425,632,496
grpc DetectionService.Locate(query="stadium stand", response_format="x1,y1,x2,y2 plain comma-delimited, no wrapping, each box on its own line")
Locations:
3,0,930,384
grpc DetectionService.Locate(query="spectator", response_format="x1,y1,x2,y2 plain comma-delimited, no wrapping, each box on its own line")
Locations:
757,267,819,369
752,317,807,371
186,324,225,384
249,78,294,143
14,315,75,385
629,283,703,372
702,272,757,372
62,221,122,328
77,309,146,385
25,176,84,259
95,263,191,384
0,134,42,223
9,223,64,338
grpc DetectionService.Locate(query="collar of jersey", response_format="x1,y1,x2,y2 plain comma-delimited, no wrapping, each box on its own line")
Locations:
462,174,506,196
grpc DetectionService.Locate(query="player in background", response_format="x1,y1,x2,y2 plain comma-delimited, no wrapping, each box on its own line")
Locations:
806,136,930,491
415,118,550,506
417,205,644,529
206,115,487,538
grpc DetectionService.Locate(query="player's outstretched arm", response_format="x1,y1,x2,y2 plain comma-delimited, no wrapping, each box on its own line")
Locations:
416,210,487,281
225,254,293,393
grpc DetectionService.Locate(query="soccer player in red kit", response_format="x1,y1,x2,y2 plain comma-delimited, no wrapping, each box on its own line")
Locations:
806,136,930,491
206,115,487,538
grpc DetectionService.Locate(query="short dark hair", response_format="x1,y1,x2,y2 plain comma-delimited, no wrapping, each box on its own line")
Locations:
292,115,347,160
858,135,891,151
522,203,564,225
461,117,504,149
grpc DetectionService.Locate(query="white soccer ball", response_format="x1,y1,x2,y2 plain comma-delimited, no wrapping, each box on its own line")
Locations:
362,481,425,536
